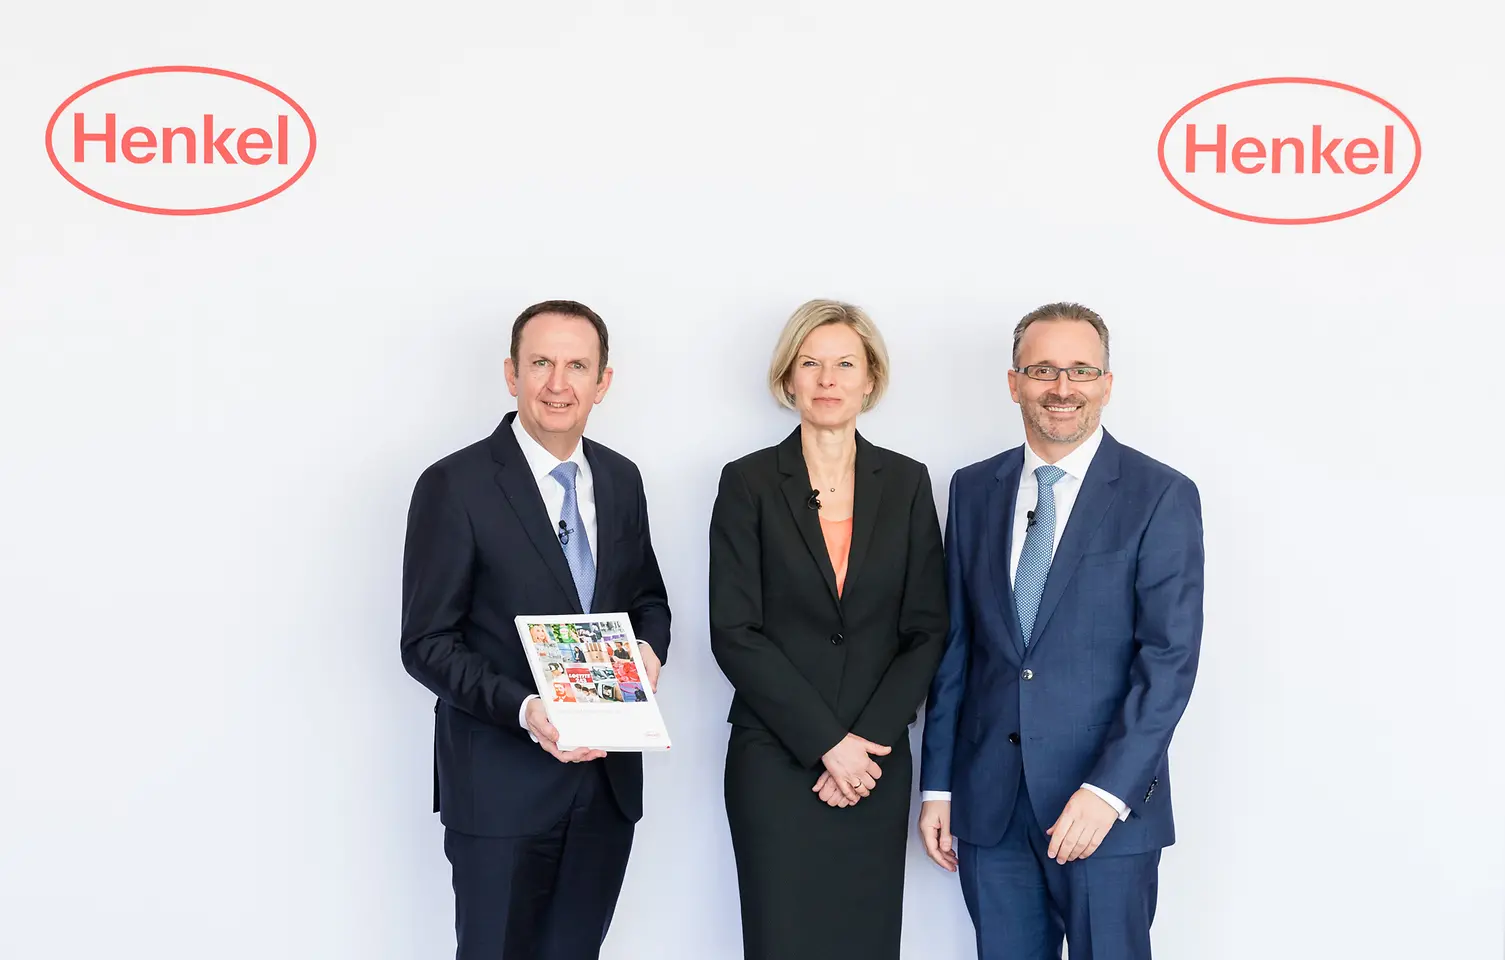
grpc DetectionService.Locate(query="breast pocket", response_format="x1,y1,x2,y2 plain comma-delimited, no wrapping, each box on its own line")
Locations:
1079,548,1135,621
611,517,643,545
613,534,645,583
1080,548,1129,567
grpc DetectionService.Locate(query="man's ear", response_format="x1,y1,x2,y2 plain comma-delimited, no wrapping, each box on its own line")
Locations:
593,366,614,403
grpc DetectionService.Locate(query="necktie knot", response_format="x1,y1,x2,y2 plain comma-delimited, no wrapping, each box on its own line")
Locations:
550,461,579,490
1035,464,1066,488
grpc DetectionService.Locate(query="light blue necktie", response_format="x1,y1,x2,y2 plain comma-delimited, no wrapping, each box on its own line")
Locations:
550,462,595,613
1014,464,1067,646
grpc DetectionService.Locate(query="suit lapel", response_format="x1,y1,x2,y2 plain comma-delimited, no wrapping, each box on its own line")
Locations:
488,414,583,613
776,429,841,608
583,438,614,608
987,449,1026,658
1027,433,1122,649
841,434,884,603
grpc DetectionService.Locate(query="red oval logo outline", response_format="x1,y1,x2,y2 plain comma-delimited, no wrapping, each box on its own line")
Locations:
1157,77,1421,225
45,65,317,216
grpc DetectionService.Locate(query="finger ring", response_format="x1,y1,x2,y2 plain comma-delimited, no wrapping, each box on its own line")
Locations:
851,778,863,788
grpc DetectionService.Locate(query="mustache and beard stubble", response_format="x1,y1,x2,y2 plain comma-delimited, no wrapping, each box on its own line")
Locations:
1026,390,1100,445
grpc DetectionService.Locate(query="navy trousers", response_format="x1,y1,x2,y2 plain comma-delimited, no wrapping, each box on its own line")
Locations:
958,780,1160,960
444,762,634,960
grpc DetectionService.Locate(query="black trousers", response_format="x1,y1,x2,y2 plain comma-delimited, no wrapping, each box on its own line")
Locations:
444,763,635,960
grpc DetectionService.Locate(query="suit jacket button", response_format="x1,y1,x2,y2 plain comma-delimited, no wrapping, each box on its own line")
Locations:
1021,669,1034,680
1007,732,1020,744
830,633,844,645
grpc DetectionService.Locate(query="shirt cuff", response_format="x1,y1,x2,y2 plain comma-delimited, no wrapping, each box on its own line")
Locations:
1082,783,1130,821
920,791,952,802
519,694,540,743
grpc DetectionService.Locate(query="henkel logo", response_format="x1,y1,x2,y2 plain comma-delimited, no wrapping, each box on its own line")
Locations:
1158,77,1420,225
46,66,316,215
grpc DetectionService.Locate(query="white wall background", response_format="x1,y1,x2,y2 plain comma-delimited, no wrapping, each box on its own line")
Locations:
3,2,1503,958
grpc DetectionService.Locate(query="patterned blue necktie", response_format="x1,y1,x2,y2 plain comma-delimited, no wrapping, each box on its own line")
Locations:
549,462,595,613
1014,464,1067,647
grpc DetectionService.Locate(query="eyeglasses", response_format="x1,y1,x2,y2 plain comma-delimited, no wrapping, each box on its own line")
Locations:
1014,364,1105,382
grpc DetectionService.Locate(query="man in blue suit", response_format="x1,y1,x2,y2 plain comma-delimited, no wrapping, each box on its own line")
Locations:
919,302,1204,960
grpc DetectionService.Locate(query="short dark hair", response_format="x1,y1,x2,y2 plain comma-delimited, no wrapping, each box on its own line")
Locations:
1012,302,1110,370
510,300,610,379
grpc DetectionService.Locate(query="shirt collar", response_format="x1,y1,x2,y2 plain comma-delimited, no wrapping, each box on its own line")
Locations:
511,416,590,486
1022,424,1105,483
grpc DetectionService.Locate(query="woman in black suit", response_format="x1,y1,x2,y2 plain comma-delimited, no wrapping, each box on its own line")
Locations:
709,299,948,959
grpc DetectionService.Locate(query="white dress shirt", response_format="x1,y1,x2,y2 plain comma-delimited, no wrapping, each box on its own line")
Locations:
923,426,1130,821
512,417,596,732
513,417,597,566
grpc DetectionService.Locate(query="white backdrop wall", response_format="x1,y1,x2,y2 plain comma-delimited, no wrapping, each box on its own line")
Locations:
3,2,1503,958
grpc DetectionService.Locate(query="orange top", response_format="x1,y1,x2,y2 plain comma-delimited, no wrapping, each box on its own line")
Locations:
819,516,853,597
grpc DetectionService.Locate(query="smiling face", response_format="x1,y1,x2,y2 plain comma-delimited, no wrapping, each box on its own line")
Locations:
1007,318,1113,457
504,312,612,450
784,322,874,430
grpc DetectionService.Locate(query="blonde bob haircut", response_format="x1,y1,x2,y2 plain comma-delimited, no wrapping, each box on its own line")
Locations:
767,299,891,413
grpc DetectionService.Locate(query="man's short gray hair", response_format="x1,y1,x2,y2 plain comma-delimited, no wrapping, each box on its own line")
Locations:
1012,302,1111,371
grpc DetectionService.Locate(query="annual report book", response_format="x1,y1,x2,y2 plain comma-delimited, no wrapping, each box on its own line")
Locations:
513,613,672,752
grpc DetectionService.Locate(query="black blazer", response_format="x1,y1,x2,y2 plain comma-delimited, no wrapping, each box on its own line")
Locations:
708,427,948,768
400,412,671,837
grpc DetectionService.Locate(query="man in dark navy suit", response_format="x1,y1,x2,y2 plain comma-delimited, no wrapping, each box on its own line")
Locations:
401,300,671,960
919,302,1204,960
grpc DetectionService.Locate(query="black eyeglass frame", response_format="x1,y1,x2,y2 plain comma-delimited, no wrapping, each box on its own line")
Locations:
1013,364,1106,382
